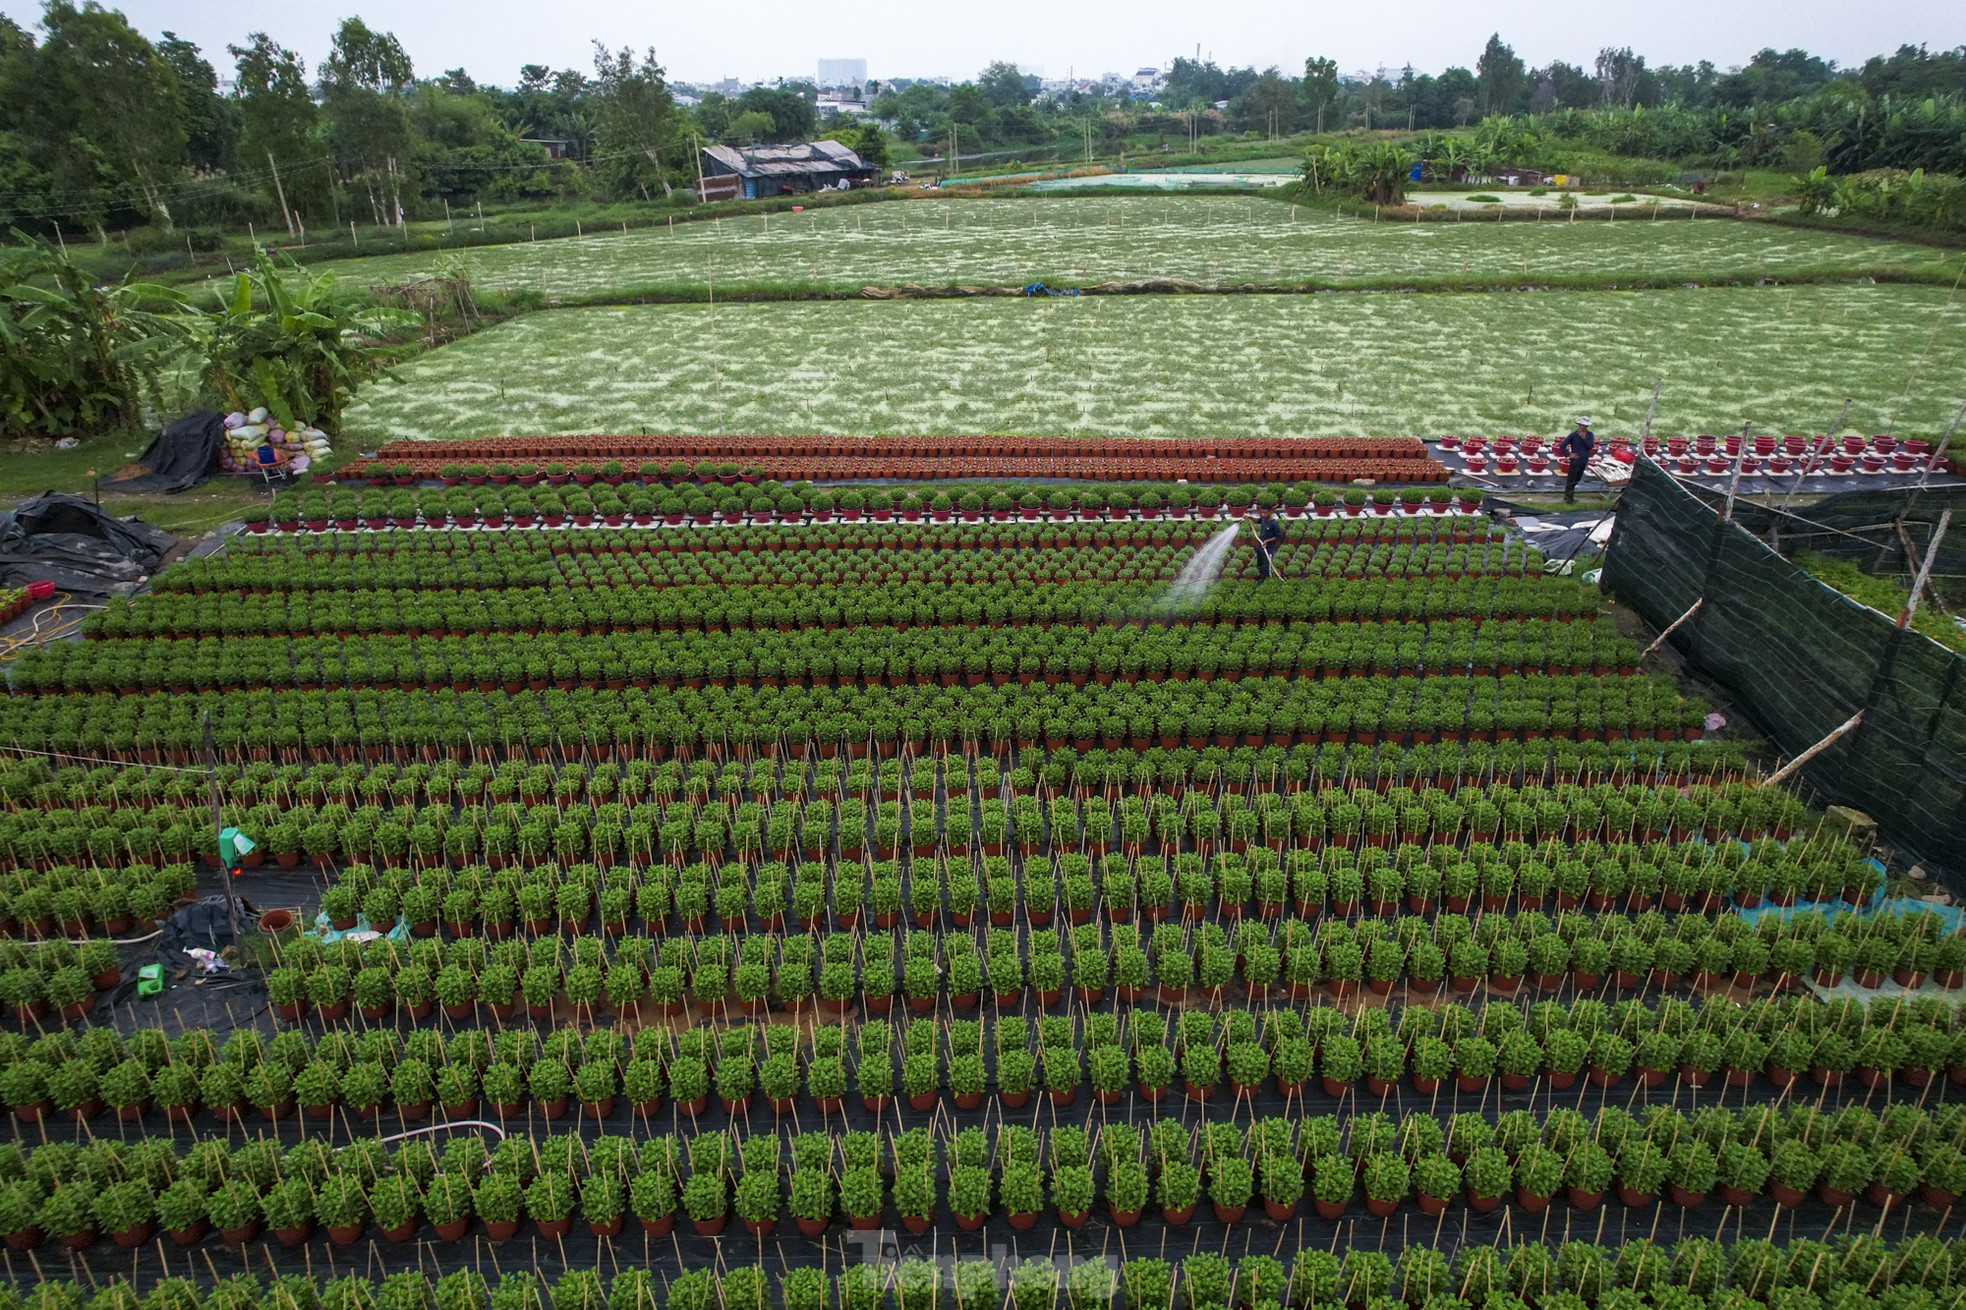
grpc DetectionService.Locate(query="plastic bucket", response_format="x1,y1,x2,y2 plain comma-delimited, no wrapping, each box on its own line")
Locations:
25,580,54,602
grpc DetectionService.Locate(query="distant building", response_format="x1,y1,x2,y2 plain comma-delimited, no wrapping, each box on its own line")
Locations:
698,140,874,201
817,91,871,116
522,139,571,160
817,58,867,88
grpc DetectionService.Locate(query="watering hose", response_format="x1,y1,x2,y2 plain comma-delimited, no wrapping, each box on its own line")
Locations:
0,591,102,660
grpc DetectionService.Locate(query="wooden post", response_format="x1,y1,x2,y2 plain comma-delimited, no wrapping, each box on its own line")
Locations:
203,712,242,947
1763,712,1865,788
1720,422,1753,523
1897,508,1952,629
1777,400,1849,521
1639,378,1662,442
1640,599,1703,658
266,150,294,238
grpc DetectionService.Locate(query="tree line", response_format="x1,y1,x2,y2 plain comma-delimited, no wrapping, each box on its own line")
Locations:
1,0,1963,243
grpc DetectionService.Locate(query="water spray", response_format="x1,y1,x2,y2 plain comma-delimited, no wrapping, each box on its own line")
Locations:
1161,524,1244,610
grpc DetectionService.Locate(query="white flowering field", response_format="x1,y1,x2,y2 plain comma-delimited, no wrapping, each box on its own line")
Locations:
346,283,1966,441
314,197,1960,298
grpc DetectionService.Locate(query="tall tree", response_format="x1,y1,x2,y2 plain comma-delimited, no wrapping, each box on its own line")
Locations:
1302,57,1340,132
1475,34,1525,117
319,16,415,227
590,43,678,199
157,32,233,172
734,86,815,141
1232,69,1300,136
1595,47,1646,109
978,61,1030,110
33,0,186,226
229,33,319,230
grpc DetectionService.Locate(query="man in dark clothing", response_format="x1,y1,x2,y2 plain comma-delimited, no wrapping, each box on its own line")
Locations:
1253,509,1285,582
1556,417,1596,504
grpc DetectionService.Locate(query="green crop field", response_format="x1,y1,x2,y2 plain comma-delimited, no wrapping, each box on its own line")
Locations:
301,196,1964,301
346,282,1966,442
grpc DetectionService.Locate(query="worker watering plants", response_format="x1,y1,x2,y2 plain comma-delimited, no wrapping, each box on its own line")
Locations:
1252,508,1284,581
1557,417,1596,503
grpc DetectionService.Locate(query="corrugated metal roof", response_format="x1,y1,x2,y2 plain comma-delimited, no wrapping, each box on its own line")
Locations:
702,139,869,178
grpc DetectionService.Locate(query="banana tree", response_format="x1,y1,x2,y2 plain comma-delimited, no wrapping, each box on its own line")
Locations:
0,234,193,437
194,248,418,434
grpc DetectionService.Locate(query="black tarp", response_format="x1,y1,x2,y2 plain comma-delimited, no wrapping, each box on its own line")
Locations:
1603,458,1966,881
0,492,174,593
109,409,227,493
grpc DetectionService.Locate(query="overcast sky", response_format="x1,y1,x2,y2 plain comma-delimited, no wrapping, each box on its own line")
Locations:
5,0,1962,86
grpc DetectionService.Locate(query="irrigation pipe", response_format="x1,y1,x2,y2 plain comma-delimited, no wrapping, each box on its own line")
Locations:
0,746,208,772
377,1120,508,1146
57,929,162,948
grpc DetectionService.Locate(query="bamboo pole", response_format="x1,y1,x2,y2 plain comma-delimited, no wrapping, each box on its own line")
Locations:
1640,599,1703,658
1762,711,1865,788
1897,508,1952,629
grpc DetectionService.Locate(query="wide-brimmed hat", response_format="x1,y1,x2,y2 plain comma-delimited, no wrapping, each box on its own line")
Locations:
1576,416,1593,428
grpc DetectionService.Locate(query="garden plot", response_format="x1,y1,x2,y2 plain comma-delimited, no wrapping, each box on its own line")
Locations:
312,196,1960,298
346,283,1966,442
1407,190,1700,211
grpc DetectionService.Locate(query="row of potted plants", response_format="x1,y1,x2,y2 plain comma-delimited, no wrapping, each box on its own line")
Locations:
0,860,193,940
372,435,1437,463
198,771,1815,872
232,903,1960,1035
246,801,1856,937
37,620,1649,697
184,531,1541,597
10,989,1960,1126
331,453,1449,491
6,1091,1960,1255
267,480,1465,534
0,737,1760,821
0,937,121,1025
0,675,1713,771
5,1234,1952,1310
187,515,1517,594
83,572,1602,640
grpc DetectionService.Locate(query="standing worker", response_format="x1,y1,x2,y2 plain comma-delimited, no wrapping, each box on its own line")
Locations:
1252,506,1285,582
1557,417,1596,504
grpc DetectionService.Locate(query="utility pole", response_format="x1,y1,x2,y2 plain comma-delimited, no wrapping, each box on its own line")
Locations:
266,151,294,239
203,711,242,947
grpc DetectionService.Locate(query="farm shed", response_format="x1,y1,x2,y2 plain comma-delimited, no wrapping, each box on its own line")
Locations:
698,140,874,201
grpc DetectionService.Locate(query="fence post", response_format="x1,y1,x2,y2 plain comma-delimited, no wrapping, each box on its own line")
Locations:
1720,423,1753,524
1898,509,1953,630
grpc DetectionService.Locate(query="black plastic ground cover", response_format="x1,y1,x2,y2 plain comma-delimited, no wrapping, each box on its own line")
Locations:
0,493,176,594
1603,460,1966,882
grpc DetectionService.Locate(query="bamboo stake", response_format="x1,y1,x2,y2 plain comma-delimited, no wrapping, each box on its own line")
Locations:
1640,599,1704,658
1897,508,1952,629
1763,711,1865,788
